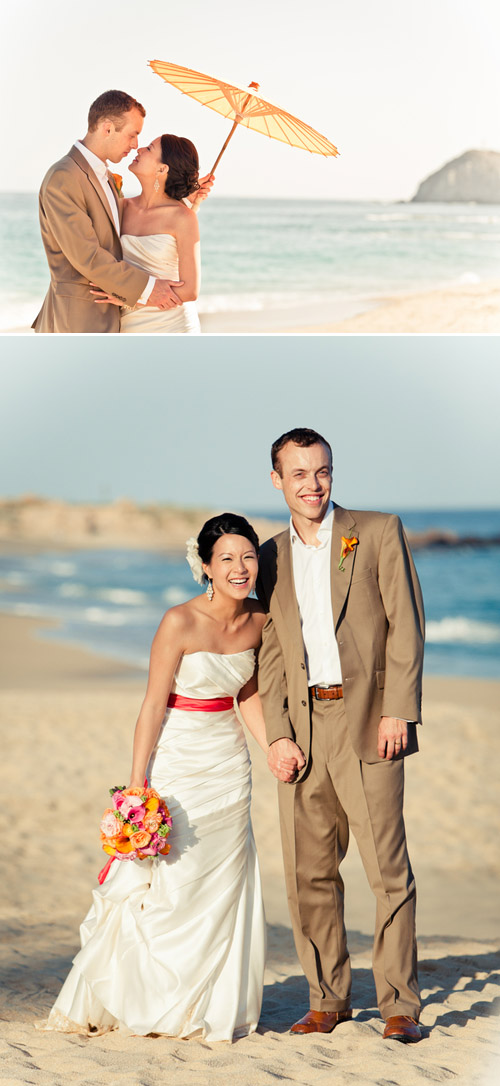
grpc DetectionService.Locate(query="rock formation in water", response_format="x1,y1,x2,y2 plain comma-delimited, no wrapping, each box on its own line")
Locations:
412,149,500,203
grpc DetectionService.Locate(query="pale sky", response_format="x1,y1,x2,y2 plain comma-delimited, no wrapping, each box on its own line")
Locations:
2,0,499,200
1,335,498,511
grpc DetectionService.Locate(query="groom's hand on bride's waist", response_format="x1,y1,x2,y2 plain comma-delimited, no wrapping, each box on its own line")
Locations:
268,738,306,783
147,280,185,309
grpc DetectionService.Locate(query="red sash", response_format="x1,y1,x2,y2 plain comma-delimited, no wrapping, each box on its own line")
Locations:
167,693,234,712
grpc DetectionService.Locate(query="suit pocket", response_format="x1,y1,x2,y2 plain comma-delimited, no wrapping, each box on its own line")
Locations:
351,566,373,584
54,280,92,298
375,669,385,689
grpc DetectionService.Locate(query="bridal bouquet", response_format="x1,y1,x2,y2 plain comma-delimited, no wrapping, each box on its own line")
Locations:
98,785,172,884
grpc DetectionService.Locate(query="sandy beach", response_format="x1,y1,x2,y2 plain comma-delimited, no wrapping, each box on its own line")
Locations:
201,280,500,334
1,611,499,1085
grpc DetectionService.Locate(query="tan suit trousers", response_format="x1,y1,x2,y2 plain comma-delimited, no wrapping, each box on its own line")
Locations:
277,699,419,1020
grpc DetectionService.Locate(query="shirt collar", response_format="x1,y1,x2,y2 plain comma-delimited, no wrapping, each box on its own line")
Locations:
74,141,109,182
290,501,335,548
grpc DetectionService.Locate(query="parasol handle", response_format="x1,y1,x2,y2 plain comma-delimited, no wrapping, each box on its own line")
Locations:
191,85,259,211
190,119,239,211
209,117,241,175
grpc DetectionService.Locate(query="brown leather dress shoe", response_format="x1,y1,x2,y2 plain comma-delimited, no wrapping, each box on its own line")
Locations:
290,1009,352,1034
383,1015,421,1043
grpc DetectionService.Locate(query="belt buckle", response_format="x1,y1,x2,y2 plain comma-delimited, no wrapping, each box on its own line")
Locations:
313,683,342,701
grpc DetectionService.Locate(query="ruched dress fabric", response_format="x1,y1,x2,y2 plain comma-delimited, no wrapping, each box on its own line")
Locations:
119,233,201,334
43,650,266,1041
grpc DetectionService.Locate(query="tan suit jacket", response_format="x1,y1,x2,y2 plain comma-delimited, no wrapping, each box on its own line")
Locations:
33,146,149,333
257,505,425,774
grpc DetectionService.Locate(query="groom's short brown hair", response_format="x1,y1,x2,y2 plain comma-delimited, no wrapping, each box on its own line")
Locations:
88,90,146,132
271,427,333,475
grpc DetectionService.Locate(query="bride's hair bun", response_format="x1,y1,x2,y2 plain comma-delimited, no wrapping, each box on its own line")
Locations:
197,514,260,581
160,134,200,201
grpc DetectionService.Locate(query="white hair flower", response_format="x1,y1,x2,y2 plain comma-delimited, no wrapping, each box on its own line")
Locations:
186,537,205,585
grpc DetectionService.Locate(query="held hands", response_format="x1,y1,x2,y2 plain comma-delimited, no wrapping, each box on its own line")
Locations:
377,717,408,760
267,738,306,783
147,280,184,309
90,280,184,310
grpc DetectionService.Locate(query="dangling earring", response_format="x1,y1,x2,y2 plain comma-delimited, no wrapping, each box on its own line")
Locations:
154,177,160,193
206,579,214,602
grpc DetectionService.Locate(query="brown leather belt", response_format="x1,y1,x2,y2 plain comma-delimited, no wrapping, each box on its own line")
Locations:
310,684,343,701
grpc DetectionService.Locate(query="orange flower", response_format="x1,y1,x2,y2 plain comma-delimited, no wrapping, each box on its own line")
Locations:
143,787,159,800
339,535,359,572
129,830,152,849
109,172,123,196
159,843,171,855
145,796,160,813
114,838,135,854
100,832,124,847
123,787,145,797
144,812,162,833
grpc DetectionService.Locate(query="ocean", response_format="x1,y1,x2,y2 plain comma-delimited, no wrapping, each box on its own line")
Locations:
0,509,499,679
1,194,500,330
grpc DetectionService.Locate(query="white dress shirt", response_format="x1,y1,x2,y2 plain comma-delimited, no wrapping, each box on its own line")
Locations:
74,142,154,304
290,502,343,686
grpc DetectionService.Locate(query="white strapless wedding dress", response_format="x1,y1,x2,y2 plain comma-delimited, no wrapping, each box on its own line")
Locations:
42,650,265,1041
120,234,201,334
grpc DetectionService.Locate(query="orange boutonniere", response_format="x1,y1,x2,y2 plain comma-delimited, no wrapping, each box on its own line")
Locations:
109,172,123,197
339,534,359,572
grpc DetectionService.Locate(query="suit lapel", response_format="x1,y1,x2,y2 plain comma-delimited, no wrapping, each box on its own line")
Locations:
274,531,304,648
117,189,125,228
68,146,121,238
331,504,358,629
108,177,122,223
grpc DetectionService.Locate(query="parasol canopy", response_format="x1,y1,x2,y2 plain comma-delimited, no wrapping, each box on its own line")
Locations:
148,59,339,178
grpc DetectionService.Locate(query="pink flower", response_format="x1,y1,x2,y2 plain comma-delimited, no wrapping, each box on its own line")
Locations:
136,833,163,856
114,849,137,861
119,797,146,822
100,810,122,837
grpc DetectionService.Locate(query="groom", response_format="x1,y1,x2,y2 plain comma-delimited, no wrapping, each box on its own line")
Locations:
257,427,425,1044
33,90,211,333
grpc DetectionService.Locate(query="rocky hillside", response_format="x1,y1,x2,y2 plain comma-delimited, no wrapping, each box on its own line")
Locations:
0,497,498,552
0,496,284,552
412,149,500,203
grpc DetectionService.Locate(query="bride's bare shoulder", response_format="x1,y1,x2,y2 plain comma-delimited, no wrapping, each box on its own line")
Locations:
161,201,198,231
155,598,202,641
246,599,267,629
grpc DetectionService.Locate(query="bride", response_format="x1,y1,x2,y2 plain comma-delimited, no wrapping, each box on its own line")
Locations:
94,134,206,334
41,513,295,1041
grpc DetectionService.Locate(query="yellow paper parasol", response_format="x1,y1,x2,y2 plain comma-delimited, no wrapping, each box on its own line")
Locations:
148,60,339,178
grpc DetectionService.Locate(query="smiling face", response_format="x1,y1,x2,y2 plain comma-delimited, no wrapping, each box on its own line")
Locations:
128,136,167,184
271,441,332,528
202,534,259,600
103,107,146,163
